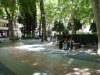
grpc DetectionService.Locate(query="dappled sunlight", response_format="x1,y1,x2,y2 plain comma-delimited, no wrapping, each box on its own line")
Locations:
15,44,45,51
33,62,38,66
44,42,53,46
66,68,91,75
7,40,100,75
95,70,100,74
10,45,100,75
13,42,24,46
32,72,47,75
68,59,74,64
12,41,97,56
66,67,100,75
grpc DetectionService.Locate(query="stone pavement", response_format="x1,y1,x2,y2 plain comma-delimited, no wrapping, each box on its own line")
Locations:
0,39,100,75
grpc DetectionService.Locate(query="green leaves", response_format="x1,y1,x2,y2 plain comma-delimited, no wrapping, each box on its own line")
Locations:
19,0,36,15
52,20,65,33
0,0,19,19
43,0,92,25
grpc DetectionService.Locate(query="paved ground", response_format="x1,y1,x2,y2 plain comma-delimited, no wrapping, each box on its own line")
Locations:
0,40,41,75
0,39,100,75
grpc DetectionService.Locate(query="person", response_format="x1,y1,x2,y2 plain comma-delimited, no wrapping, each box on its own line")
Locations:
51,33,57,44
59,32,69,49
59,31,73,50
59,32,66,49
62,38,68,50
67,37,73,50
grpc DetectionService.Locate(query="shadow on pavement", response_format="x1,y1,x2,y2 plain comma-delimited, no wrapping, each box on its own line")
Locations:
0,61,16,75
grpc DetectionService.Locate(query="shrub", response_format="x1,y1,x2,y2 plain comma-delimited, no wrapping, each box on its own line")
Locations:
56,34,98,45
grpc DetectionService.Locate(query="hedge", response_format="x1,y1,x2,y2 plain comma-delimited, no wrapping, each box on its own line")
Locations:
56,34,98,45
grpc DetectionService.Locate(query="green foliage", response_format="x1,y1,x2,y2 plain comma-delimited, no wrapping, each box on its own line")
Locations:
72,34,98,45
0,0,18,15
0,9,4,18
52,20,64,33
74,18,82,31
23,34,33,39
56,34,98,45
70,0,93,21
67,22,72,30
67,18,82,31
44,1,55,23
63,27,68,33
18,0,36,17
44,0,92,27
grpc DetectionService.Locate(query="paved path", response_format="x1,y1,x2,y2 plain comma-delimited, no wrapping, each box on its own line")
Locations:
0,39,100,75
10,39,100,75
0,41,41,75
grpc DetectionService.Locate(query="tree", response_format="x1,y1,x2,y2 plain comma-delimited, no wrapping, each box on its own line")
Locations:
92,0,100,54
0,0,18,41
74,18,82,32
0,0,38,39
67,18,82,33
40,0,47,41
52,20,64,34
18,0,37,38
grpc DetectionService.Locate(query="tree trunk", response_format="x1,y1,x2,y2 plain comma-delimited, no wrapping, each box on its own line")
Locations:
9,19,15,41
71,0,75,34
39,19,42,37
24,13,37,38
40,0,47,42
92,0,100,54
32,3,37,38
71,16,75,34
